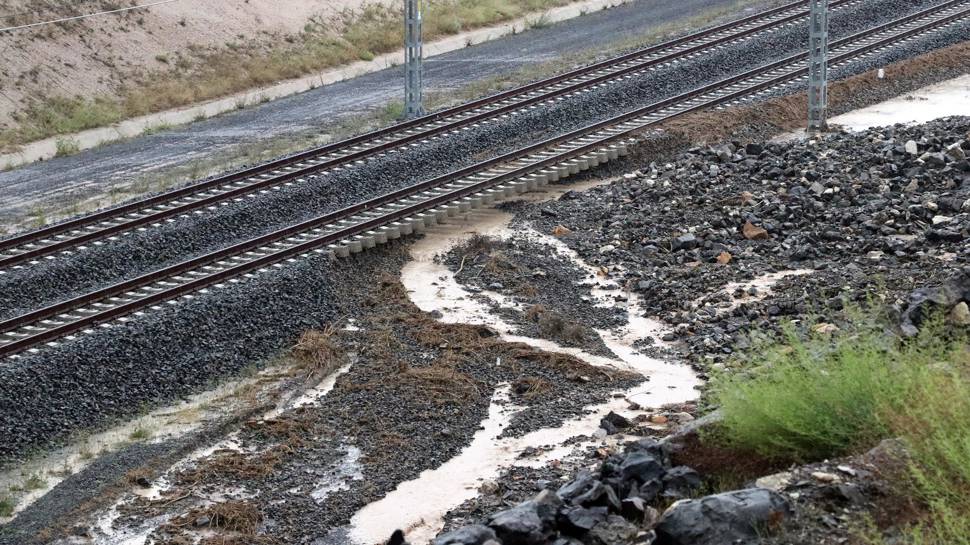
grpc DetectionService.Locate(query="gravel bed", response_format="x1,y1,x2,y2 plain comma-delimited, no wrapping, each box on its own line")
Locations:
0,0,947,322
101,267,640,544
440,229,627,357
0,247,375,462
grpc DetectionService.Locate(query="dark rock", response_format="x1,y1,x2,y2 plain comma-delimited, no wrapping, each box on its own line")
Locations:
601,411,632,431
586,515,641,545
432,525,497,545
620,451,666,485
573,481,622,512
489,490,562,545
898,269,970,336
672,234,699,251
560,505,608,534
661,467,702,500
655,488,792,545
637,479,663,503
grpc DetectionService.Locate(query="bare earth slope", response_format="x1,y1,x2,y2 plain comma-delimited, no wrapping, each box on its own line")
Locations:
0,0,392,128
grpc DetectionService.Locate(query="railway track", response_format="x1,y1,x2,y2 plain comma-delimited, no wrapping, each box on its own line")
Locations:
2,0,967,359
0,0,867,271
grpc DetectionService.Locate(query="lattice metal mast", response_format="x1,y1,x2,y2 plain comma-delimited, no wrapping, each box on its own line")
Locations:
404,0,425,118
808,0,829,133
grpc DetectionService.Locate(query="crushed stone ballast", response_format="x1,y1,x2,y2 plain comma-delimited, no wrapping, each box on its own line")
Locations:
0,0,866,271
1,0,967,360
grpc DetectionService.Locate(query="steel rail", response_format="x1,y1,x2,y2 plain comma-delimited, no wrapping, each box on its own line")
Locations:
0,0,861,270
1,0,967,358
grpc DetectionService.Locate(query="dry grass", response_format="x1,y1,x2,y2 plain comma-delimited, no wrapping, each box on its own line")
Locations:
183,501,263,535
0,0,578,150
292,325,344,375
396,363,484,403
512,376,553,398
179,447,287,484
535,309,586,343
199,536,279,545
124,468,153,487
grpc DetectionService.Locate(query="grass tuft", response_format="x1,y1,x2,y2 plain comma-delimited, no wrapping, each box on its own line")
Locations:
710,310,970,543
129,426,153,441
54,137,80,157
23,474,46,491
0,496,13,518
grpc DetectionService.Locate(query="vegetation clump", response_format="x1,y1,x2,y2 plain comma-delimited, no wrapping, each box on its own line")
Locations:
710,312,970,543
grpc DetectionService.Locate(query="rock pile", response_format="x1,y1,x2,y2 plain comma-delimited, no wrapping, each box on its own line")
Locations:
526,117,970,369
433,438,790,545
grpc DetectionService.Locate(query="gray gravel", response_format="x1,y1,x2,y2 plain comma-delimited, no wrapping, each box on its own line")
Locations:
0,0,775,226
0,0,953,322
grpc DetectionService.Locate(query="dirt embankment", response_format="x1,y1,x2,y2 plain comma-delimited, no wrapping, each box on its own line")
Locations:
0,0,377,127
0,0,581,149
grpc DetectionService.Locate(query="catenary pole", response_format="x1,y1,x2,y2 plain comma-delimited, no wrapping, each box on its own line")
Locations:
807,0,829,133
404,0,425,118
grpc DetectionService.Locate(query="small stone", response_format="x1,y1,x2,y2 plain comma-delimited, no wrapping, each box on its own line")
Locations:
650,414,668,424
672,234,698,251
433,525,498,545
836,465,857,477
488,282,504,290
809,181,825,196
932,215,953,225
903,179,919,192
716,251,732,265
920,152,947,168
811,471,840,483
811,323,839,335
599,244,616,254
950,302,970,326
904,140,918,155
754,471,792,492
742,221,769,241
552,225,571,237
945,142,966,161
480,480,500,495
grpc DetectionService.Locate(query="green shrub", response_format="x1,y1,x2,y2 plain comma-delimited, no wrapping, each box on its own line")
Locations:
54,137,80,157
711,313,970,543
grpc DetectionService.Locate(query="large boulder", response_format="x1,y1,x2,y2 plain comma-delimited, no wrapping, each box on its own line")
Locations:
559,505,608,534
489,490,563,545
432,525,498,545
655,488,792,545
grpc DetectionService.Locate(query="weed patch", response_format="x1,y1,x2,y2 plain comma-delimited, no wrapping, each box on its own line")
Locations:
54,137,80,157
709,311,970,542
